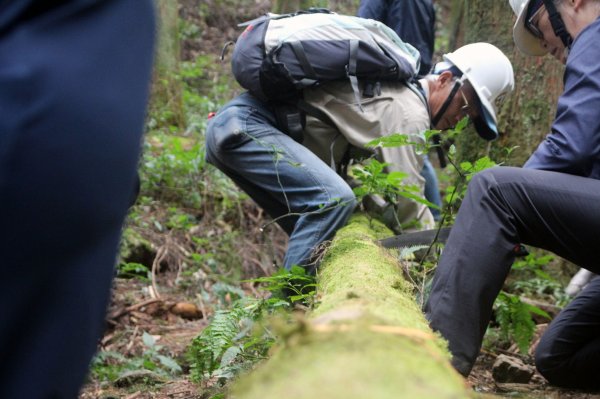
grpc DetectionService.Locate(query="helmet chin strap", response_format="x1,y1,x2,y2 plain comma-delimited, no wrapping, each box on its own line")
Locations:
430,79,463,128
542,0,573,49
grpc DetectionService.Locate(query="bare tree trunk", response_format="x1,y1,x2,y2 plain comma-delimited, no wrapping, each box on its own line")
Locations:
448,0,563,167
448,0,465,51
272,0,359,13
273,0,319,13
152,0,185,129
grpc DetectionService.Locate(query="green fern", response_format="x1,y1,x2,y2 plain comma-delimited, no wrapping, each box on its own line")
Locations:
188,268,317,383
399,245,429,261
188,298,270,382
494,291,548,354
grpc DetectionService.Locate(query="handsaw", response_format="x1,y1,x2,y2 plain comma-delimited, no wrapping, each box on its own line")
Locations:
378,227,451,249
379,226,529,257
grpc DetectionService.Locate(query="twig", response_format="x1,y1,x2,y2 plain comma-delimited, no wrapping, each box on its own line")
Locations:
418,159,466,305
196,293,209,321
175,257,183,284
151,245,168,299
249,254,270,277
108,298,163,320
125,326,139,352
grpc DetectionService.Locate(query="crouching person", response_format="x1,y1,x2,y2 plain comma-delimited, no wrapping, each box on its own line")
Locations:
425,0,600,390
206,42,514,272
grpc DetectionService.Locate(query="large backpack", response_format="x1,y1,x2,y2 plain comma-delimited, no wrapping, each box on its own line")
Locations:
229,8,421,141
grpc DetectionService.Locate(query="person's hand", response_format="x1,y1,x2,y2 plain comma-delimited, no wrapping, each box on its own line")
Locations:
565,268,596,297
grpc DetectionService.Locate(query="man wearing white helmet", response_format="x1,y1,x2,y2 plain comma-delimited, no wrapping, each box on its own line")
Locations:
425,0,600,389
206,42,514,272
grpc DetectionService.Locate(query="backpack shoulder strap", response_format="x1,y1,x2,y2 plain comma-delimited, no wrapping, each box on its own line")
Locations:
407,79,447,168
296,98,336,129
271,98,337,145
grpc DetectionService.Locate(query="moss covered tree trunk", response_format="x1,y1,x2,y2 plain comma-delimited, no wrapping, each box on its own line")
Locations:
232,216,470,399
449,0,563,166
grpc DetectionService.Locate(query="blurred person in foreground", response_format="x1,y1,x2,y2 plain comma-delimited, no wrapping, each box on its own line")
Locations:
0,1,155,397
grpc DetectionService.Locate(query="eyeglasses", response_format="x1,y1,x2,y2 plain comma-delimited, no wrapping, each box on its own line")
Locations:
459,89,472,117
526,5,546,39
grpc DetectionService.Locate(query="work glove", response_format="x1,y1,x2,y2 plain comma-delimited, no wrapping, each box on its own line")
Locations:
565,268,596,297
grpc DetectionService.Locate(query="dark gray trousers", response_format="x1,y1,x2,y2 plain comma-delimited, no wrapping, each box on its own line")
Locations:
424,166,600,385
535,276,600,389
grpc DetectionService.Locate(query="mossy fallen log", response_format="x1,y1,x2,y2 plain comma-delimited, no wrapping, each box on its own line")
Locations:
233,215,471,398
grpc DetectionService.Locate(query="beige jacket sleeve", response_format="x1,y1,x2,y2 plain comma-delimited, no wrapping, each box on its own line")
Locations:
302,81,434,229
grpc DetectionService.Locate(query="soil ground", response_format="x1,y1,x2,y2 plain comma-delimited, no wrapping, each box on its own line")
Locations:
80,271,600,399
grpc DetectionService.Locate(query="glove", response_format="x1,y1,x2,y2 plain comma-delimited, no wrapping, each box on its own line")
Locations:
565,268,596,297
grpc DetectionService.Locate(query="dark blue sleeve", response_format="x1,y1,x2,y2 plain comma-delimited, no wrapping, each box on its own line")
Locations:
358,0,435,76
524,22,600,177
0,0,100,35
357,0,388,20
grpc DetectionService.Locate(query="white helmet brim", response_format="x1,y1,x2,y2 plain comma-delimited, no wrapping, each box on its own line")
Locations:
443,52,500,141
512,0,548,56
472,98,499,141
442,43,515,141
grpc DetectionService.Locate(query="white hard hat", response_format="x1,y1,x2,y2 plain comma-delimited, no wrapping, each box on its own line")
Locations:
444,43,515,140
509,0,548,56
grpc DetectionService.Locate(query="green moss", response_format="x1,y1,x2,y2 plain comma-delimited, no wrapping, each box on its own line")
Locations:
315,216,428,331
119,227,154,262
232,214,471,398
233,330,469,399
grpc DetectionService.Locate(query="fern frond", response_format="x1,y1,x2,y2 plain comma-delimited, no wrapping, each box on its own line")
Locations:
188,297,269,382
493,291,537,354
399,245,428,261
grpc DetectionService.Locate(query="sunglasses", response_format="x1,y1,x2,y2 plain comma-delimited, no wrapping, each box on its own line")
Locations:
526,5,546,39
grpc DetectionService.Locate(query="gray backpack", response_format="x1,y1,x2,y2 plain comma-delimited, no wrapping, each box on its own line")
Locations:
230,8,421,141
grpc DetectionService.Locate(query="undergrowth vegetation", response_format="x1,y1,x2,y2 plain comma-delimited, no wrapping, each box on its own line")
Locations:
91,332,183,383
188,266,316,384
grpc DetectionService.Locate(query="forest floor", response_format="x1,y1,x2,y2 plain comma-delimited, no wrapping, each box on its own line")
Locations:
79,1,598,398
78,244,600,399
79,276,208,399
77,203,600,399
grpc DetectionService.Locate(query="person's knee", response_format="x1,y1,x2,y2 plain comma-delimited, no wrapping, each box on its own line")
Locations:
469,167,501,189
461,169,498,209
205,105,249,164
534,335,568,386
467,167,521,202
204,118,220,165
314,183,356,226
534,338,554,376
332,184,357,215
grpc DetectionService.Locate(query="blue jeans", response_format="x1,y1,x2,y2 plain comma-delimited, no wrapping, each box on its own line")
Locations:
421,156,442,221
206,93,357,271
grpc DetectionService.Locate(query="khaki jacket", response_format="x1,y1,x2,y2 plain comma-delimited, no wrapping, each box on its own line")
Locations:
302,80,434,229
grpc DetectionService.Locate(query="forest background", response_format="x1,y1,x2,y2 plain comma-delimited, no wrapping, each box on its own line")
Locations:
79,1,586,398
